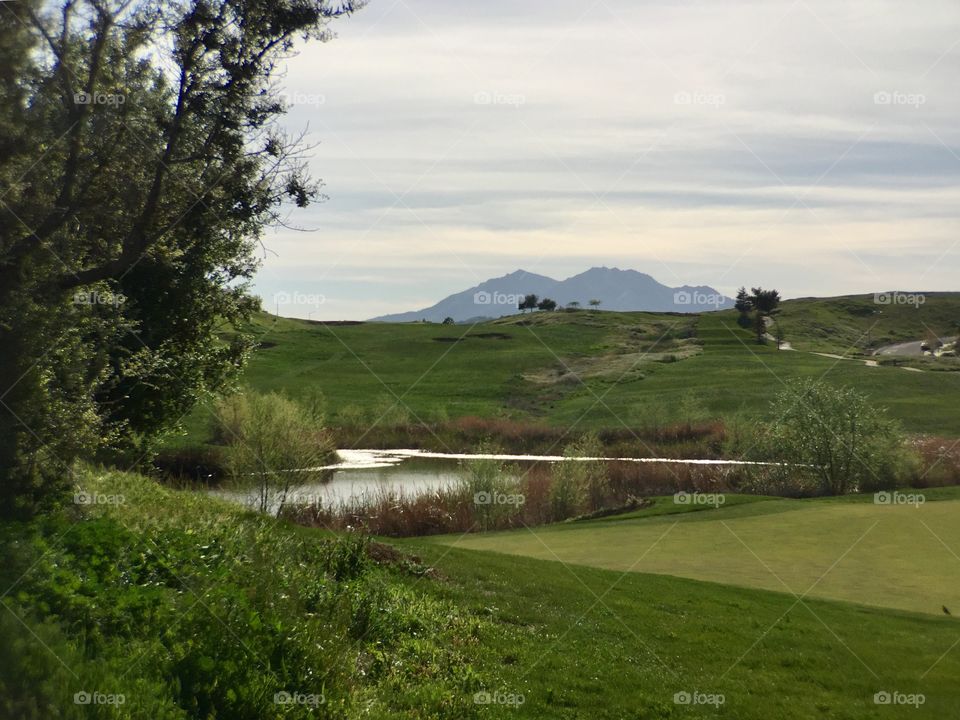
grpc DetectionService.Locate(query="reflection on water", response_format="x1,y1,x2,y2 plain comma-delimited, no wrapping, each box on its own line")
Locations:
212,455,469,510
211,448,775,510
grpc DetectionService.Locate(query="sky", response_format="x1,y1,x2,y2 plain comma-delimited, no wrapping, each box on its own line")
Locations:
254,0,960,320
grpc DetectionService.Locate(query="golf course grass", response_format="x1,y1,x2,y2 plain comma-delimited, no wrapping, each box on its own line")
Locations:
402,533,960,718
171,293,960,449
432,487,960,616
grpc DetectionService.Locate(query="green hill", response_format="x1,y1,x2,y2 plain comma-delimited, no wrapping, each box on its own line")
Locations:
168,298,960,448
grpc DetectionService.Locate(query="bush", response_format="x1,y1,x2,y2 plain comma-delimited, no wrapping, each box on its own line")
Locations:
214,390,336,515
763,379,908,495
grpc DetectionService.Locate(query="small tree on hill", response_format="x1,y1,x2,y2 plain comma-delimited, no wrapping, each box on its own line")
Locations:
589,299,602,309
754,311,767,344
537,298,557,311
751,288,781,315
735,287,753,327
519,294,539,313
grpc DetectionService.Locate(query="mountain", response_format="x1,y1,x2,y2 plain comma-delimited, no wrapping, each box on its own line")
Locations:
369,267,733,322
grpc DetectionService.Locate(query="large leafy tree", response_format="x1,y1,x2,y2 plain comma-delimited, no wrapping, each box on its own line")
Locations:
0,0,359,516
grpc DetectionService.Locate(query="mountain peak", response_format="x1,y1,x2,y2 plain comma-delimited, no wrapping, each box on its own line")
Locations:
369,268,733,322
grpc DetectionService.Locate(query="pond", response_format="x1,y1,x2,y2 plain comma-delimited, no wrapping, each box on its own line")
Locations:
211,448,773,511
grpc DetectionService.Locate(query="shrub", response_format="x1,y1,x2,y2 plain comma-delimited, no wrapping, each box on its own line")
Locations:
214,390,336,515
763,379,908,495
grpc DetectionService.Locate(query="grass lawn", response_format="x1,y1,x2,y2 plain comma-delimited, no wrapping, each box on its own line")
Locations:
171,302,960,447
402,539,960,719
430,488,960,617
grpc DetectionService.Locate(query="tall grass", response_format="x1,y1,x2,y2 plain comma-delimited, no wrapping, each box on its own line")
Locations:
288,435,767,537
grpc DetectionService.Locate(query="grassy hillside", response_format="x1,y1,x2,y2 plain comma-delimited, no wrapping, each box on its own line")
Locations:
765,292,960,354
169,301,960,448
5,469,960,718
434,488,960,616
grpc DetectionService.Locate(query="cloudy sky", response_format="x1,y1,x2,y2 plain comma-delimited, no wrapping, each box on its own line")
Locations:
256,0,960,319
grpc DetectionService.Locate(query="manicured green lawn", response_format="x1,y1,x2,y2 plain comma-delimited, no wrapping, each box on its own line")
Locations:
402,538,960,719
430,488,960,616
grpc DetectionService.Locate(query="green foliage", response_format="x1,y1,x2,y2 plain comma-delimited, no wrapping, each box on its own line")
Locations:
460,443,522,530
214,390,335,515
0,0,360,513
550,434,609,516
764,378,908,494
0,467,487,718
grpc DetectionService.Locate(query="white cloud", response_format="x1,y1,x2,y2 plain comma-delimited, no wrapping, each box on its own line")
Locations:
257,0,960,318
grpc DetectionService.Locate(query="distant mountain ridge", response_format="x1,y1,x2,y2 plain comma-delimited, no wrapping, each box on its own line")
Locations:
369,267,733,322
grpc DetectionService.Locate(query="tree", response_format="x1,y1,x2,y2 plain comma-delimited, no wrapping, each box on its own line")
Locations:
566,301,580,309
0,0,360,516
750,287,781,315
765,379,907,495
588,299,602,309
735,286,753,327
774,323,785,349
215,391,334,516
754,311,767,344
518,294,538,312
442,316,455,325
537,298,557,311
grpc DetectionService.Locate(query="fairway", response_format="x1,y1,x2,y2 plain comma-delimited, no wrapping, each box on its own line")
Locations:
437,491,960,616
